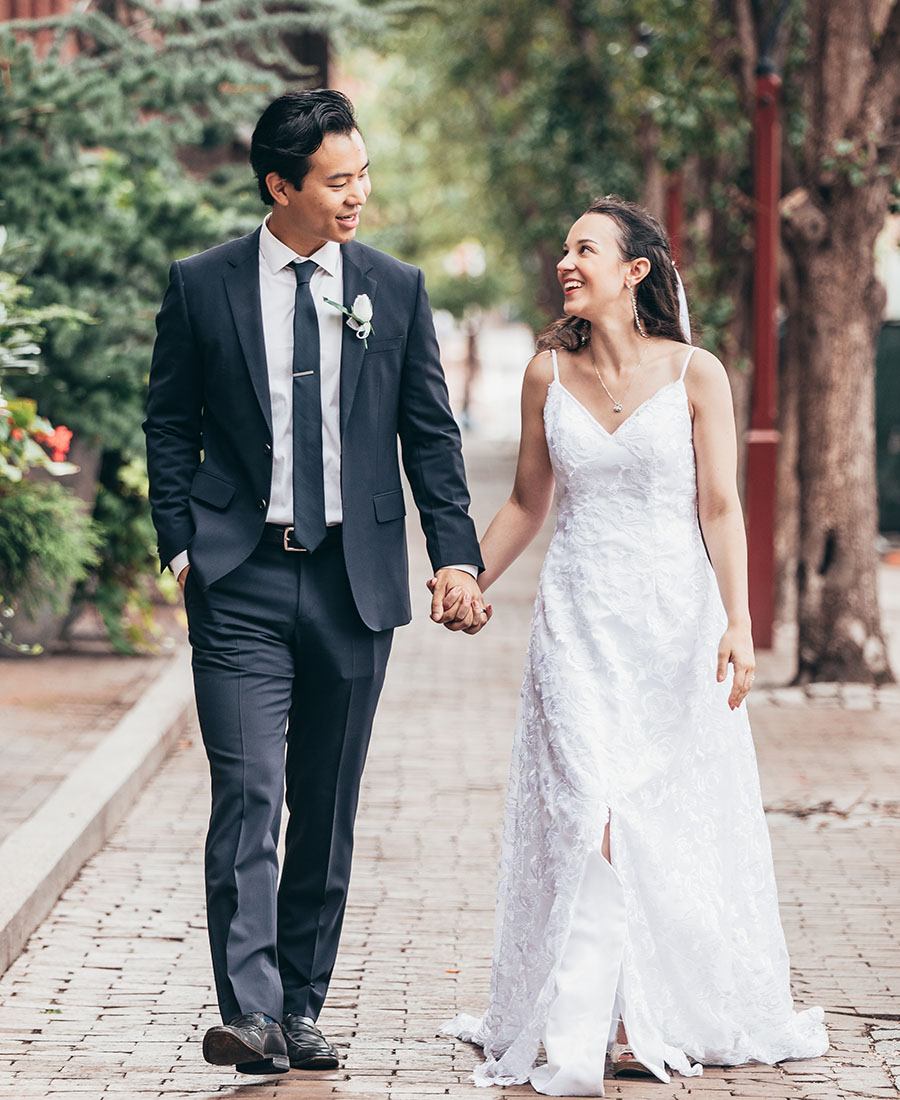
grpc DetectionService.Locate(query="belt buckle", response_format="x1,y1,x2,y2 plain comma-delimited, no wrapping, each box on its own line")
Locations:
282,526,308,552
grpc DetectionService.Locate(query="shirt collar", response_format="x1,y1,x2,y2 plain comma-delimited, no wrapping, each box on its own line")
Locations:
259,215,341,279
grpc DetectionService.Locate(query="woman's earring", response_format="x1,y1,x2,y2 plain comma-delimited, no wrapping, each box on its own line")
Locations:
630,284,649,339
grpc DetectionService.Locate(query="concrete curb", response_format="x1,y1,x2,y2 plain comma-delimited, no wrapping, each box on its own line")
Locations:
0,645,194,976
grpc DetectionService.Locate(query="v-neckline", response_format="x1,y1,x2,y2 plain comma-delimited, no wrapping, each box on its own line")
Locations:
551,377,684,439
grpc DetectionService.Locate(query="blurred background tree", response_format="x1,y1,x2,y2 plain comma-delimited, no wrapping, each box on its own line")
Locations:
360,1,747,334
353,0,772,461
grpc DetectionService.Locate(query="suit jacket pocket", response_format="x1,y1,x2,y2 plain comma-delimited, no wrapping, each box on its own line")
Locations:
373,488,406,523
365,336,404,354
190,469,236,510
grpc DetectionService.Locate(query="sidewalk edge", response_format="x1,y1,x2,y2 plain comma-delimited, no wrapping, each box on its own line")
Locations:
0,645,194,976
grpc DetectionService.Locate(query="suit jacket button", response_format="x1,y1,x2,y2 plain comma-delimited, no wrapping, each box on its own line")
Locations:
258,498,267,510
264,442,272,454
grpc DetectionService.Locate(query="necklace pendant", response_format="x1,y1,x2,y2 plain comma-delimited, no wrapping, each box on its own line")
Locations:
612,402,623,413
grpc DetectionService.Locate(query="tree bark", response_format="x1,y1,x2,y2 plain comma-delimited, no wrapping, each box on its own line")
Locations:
784,0,899,682
638,115,666,221
776,247,800,631
786,184,894,682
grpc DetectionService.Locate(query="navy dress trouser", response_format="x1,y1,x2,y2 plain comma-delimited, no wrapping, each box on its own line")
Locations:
184,528,393,1023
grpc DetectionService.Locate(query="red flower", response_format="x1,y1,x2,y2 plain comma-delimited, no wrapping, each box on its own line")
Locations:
34,424,73,461
10,428,23,441
48,425,73,462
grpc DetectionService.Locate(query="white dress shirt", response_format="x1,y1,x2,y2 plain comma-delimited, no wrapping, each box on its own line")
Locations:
170,216,476,583
257,217,344,527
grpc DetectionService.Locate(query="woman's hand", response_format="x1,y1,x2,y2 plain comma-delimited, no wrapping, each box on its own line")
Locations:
426,577,493,634
717,623,755,710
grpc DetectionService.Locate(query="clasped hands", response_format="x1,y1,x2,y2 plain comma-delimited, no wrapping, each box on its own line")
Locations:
427,568,492,635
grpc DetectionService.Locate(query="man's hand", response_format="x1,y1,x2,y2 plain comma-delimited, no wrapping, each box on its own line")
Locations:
427,569,492,635
177,564,190,591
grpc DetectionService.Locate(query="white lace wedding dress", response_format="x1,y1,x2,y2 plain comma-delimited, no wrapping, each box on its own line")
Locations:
442,347,828,1095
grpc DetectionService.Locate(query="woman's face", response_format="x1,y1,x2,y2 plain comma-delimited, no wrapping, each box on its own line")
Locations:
557,213,644,321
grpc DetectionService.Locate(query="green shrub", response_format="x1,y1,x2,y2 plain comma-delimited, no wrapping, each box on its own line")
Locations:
0,479,101,616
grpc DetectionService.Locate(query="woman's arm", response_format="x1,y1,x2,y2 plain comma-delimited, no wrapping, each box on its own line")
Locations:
430,351,556,626
476,352,557,591
688,348,756,710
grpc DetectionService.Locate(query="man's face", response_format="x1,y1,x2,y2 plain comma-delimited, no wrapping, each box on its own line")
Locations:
269,129,371,245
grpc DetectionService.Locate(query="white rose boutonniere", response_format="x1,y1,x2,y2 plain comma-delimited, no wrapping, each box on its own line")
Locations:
324,293,374,348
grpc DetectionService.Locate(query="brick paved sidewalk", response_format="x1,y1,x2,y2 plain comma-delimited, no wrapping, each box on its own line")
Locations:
0,648,170,844
0,441,898,1100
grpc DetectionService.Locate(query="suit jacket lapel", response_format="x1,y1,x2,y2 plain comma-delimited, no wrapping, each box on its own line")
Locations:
223,227,272,436
340,243,378,436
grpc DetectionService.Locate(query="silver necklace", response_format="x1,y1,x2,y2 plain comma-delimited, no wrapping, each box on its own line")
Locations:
589,345,644,414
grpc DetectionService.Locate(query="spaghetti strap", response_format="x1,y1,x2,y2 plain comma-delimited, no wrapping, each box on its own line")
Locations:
679,346,696,382
550,348,560,382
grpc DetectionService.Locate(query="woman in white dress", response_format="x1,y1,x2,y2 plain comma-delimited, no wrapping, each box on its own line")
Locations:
440,195,828,1095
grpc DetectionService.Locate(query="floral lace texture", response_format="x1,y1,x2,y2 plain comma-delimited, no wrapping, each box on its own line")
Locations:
441,349,828,1093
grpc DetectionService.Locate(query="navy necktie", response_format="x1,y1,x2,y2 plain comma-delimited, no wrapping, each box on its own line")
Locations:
290,259,326,552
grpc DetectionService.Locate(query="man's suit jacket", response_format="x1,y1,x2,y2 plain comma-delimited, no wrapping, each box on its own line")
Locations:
143,228,483,632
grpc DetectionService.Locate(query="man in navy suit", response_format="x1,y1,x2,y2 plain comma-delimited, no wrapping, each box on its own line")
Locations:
144,89,488,1076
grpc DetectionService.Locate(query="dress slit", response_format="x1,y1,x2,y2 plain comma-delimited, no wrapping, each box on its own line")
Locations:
529,804,630,1096
529,806,701,1095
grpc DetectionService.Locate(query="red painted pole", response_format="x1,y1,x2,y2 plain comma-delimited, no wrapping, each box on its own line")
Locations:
745,69,782,649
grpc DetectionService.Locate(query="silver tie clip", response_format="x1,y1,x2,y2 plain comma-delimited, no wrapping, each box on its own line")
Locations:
292,370,315,377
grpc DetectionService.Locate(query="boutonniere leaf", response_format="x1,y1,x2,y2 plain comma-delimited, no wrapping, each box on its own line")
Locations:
324,294,374,349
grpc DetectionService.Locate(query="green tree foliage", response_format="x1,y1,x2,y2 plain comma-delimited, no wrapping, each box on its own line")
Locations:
0,478,101,616
0,0,378,648
0,0,377,441
361,0,751,337
348,50,519,318
0,234,96,650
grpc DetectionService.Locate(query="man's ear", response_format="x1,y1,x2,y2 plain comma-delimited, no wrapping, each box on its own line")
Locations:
266,172,290,207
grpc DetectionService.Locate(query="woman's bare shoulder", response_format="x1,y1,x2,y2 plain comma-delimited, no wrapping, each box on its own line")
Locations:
523,348,557,389
685,346,730,389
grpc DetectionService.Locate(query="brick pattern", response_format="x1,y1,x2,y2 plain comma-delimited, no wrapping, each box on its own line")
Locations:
0,443,897,1099
0,650,168,843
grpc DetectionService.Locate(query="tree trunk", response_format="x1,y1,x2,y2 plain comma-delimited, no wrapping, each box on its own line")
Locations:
787,185,893,682
535,239,564,323
785,0,900,682
776,253,800,631
638,115,665,221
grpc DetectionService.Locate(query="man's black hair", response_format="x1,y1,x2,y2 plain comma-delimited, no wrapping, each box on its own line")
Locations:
249,89,359,205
